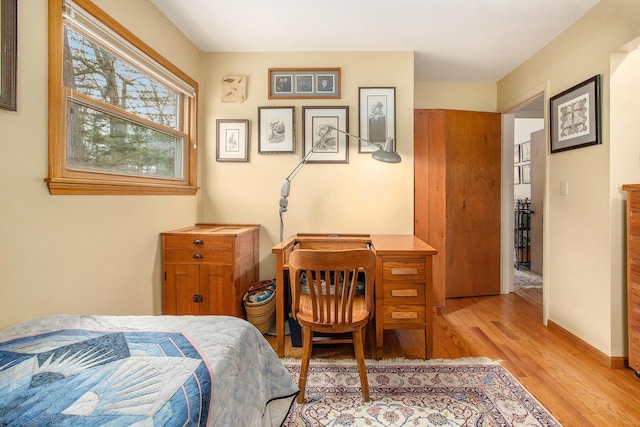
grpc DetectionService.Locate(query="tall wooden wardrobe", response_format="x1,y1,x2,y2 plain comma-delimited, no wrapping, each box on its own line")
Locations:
414,109,501,305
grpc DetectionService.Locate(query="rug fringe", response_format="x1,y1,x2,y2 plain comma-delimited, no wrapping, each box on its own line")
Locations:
281,357,502,365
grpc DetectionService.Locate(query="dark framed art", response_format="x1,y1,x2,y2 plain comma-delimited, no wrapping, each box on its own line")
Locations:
358,87,395,153
522,164,531,184
258,106,296,154
550,75,601,153
521,141,531,162
514,144,520,163
216,119,249,162
514,166,521,185
302,106,349,164
268,68,340,99
1,0,17,111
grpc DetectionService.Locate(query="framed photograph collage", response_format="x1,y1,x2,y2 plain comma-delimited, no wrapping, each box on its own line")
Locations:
268,68,341,99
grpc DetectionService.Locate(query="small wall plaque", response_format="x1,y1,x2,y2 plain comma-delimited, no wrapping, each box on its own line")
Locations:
221,75,247,103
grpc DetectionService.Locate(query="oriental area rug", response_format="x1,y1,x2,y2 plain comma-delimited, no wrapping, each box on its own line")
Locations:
282,358,562,427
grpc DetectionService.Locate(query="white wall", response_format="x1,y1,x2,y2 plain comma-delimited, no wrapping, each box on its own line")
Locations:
414,82,497,112
610,36,640,359
200,52,415,280
498,0,640,357
0,0,201,328
4,0,639,361
514,118,544,200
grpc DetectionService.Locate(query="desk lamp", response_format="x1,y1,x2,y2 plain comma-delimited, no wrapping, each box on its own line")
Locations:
278,126,401,241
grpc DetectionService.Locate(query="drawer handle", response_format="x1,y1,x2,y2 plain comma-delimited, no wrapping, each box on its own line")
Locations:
391,289,418,297
193,239,204,245
193,254,204,259
391,311,418,319
391,267,418,275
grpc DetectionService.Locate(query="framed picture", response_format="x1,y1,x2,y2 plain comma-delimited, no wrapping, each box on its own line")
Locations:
514,166,521,185
514,144,521,163
302,106,349,164
358,87,395,153
258,106,296,154
268,68,340,99
522,164,531,184
216,119,249,162
550,75,601,153
1,0,17,111
521,141,531,162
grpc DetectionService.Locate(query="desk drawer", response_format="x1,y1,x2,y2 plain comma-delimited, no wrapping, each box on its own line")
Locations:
382,259,426,282
163,249,232,263
382,282,425,304
382,305,426,326
163,235,234,250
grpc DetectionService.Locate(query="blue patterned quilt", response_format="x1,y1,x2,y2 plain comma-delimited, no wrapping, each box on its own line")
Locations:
0,315,298,426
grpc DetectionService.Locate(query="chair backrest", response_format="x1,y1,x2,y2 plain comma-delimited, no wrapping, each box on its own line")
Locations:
288,248,376,325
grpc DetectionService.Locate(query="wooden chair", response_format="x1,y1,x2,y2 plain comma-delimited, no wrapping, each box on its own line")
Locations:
288,248,376,403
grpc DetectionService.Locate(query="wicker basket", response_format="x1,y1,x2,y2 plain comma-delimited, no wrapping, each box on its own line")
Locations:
243,280,276,334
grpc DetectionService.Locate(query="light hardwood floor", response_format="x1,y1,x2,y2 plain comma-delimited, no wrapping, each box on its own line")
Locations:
266,288,640,426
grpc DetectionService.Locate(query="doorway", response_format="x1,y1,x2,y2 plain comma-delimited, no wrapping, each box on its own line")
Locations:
513,116,543,288
505,95,544,293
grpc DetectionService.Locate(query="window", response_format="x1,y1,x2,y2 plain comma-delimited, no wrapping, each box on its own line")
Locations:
47,0,198,195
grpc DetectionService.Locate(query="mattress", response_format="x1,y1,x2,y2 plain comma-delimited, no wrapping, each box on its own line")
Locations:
0,314,298,426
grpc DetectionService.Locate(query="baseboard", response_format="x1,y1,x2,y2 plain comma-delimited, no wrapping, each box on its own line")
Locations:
547,320,628,369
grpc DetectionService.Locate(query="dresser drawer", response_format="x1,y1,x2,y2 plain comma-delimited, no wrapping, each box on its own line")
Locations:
163,235,234,250
382,305,426,326
163,249,233,263
382,282,425,304
382,259,426,282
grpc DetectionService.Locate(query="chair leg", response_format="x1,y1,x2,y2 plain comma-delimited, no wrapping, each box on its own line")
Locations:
297,325,314,404
353,327,370,402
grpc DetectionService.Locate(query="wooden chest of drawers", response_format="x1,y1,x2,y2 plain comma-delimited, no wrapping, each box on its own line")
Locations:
623,185,640,376
380,258,427,325
371,234,436,359
161,224,259,317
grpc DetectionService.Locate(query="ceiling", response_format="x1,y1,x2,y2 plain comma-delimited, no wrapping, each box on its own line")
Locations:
150,0,599,82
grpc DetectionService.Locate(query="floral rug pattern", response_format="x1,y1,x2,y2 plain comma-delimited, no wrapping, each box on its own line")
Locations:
283,358,562,427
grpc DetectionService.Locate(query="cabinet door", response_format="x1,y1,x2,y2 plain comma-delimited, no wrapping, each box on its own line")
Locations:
444,110,501,298
200,264,236,316
163,264,200,315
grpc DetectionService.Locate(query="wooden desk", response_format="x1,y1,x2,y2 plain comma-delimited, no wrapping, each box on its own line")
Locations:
272,233,437,358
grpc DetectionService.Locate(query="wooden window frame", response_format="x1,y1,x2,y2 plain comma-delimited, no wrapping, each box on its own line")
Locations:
46,0,198,195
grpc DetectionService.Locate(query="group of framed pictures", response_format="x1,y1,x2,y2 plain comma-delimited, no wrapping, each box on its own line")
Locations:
216,85,396,163
514,141,531,185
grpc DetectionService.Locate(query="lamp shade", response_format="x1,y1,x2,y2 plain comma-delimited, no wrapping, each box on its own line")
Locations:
371,138,401,163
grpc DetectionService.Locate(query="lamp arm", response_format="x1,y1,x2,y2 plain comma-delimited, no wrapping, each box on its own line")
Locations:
331,125,400,164
279,126,333,241
278,125,399,241
285,129,328,182
325,126,384,149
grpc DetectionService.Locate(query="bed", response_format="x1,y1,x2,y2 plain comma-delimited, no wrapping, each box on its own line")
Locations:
0,314,298,426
